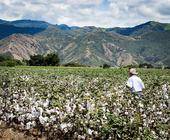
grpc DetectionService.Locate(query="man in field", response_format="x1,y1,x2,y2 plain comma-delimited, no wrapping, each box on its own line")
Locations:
126,68,145,97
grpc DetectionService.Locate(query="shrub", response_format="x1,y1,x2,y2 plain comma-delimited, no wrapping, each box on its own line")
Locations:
28,53,60,66
1,60,16,67
102,64,111,69
44,53,60,66
63,62,86,67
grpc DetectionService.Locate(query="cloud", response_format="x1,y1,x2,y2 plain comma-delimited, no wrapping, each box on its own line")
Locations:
0,0,170,27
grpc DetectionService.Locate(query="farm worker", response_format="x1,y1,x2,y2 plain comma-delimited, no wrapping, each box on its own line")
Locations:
126,68,145,97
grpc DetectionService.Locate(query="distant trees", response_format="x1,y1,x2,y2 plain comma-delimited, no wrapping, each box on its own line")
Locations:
28,55,44,66
44,53,60,66
123,63,154,69
139,63,154,68
28,53,60,66
63,62,86,67
102,64,111,69
0,54,23,67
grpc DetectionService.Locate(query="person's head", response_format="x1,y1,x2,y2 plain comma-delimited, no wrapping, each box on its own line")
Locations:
129,68,138,76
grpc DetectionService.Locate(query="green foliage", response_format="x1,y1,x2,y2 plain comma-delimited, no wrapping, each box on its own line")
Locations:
28,53,60,66
102,63,111,69
44,53,60,66
28,54,44,66
0,54,23,67
0,54,13,62
63,62,86,67
139,63,154,68
0,67,169,139
3,60,16,67
164,24,170,31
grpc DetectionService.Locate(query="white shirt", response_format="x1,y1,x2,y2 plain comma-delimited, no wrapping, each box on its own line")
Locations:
126,75,145,92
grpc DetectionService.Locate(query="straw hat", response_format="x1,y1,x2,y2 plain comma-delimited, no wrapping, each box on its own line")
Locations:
129,68,138,75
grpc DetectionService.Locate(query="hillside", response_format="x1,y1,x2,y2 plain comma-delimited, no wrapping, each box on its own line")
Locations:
0,19,170,66
0,34,50,60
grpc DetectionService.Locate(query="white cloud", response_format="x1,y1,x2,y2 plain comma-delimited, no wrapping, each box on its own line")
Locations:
0,0,170,27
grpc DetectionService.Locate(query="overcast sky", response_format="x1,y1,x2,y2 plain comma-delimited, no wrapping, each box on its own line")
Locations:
0,0,170,27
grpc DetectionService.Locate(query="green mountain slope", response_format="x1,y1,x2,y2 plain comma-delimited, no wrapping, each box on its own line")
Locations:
0,20,170,67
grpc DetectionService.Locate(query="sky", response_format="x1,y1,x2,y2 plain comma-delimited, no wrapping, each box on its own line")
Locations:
0,0,170,27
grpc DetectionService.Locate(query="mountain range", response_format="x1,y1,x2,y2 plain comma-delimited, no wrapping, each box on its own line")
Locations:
0,19,170,67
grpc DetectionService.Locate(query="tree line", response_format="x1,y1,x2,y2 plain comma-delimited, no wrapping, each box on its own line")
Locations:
28,53,60,66
0,54,23,67
0,53,170,69
0,53,60,67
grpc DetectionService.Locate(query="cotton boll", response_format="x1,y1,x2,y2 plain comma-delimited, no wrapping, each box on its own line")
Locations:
50,115,56,123
39,115,48,125
130,117,134,123
26,121,32,130
138,102,144,108
65,104,71,113
87,128,93,135
156,111,162,115
43,99,50,108
37,107,43,116
142,114,146,118
152,104,156,110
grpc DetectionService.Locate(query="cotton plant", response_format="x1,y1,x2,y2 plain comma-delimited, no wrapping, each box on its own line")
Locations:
0,68,169,139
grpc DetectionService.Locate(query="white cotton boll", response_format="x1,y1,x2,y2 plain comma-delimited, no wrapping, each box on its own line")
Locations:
162,84,168,94
85,114,90,120
152,104,156,110
38,107,43,116
31,107,38,117
18,115,25,122
8,113,15,120
26,122,32,130
78,104,85,111
39,116,48,125
27,113,34,120
85,92,90,96
20,122,25,129
150,120,154,123
72,104,76,111
60,123,72,131
78,135,85,140
60,123,67,130
46,109,50,114
54,108,60,115
160,130,165,135
139,108,143,113
32,121,36,127
0,110,3,115
50,115,56,122
46,109,53,114
43,99,50,108
142,114,146,118
86,101,95,112
116,108,121,113
138,102,144,108
93,131,98,136
130,117,134,123
45,123,50,127
143,122,148,127
66,104,71,113
163,94,169,100
87,128,93,135
15,104,20,112
128,100,131,105
151,130,156,135
102,107,106,112
156,111,162,115
125,111,128,115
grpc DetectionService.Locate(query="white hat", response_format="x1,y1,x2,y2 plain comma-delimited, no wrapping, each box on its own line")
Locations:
129,68,138,75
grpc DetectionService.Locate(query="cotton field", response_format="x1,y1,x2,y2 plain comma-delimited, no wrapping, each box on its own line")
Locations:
0,67,169,139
